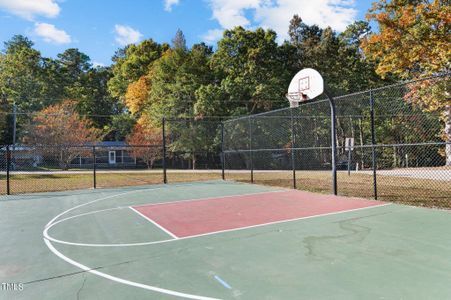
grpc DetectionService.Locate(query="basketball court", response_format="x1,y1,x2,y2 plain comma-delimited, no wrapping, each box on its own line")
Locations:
2,180,451,299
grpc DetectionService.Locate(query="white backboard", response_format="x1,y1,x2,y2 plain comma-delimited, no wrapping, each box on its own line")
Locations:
287,68,324,107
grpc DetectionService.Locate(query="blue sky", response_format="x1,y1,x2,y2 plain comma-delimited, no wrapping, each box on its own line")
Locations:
0,0,374,66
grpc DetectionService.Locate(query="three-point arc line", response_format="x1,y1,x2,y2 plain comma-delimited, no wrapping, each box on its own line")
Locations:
42,185,389,300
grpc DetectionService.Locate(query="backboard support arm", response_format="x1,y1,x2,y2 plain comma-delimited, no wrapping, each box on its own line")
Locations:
323,89,338,196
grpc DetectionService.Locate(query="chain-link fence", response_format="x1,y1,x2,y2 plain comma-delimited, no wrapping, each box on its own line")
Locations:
164,118,223,183
0,118,226,195
2,74,450,208
223,73,451,208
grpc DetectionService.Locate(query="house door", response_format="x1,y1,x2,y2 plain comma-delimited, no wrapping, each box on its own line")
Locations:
108,151,116,164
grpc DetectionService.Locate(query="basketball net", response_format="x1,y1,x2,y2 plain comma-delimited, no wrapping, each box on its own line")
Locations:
286,92,309,108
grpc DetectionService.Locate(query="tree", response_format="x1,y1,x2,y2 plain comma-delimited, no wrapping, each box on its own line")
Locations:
195,27,290,117
54,48,92,101
75,66,122,130
126,122,162,168
362,0,451,164
107,113,136,141
142,42,215,168
124,76,149,115
147,43,214,120
288,16,385,94
40,57,65,103
23,100,101,169
57,48,91,81
0,35,46,144
0,97,12,144
0,35,44,112
172,29,187,51
108,39,169,101
362,0,449,78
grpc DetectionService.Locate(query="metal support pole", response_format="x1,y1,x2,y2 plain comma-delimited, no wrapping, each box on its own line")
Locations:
370,91,378,200
162,117,167,184
324,90,338,196
92,146,96,189
221,122,225,180
249,117,254,184
290,108,297,189
6,145,11,195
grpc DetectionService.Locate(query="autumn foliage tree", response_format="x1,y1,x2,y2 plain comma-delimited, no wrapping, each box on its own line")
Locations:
23,100,101,169
126,120,163,168
362,0,451,164
124,75,149,115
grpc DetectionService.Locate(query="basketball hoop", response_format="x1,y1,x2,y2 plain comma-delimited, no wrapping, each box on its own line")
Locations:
286,68,324,108
285,68,339,195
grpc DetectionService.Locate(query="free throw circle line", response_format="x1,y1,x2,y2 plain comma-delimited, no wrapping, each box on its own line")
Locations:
43,183,231,300
44,202,391,248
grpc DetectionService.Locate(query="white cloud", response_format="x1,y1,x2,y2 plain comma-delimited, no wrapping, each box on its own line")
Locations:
0,0,60,20
34,22,71,44
201,29,223,44
93,61,106,68
164,0,179,12
114,24,143,46
204,0,357,42
209,0,260,28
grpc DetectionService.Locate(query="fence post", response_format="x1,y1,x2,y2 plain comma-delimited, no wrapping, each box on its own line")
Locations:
290,109,297,189
162,117,167,184
221,122,225,180
249,117,254,183
370,91,378,200
6,145,11,195
92,146,96,189
324,90,338,195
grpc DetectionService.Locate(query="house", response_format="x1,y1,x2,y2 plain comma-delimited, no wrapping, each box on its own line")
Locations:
1,145,43,170
69,141,147,169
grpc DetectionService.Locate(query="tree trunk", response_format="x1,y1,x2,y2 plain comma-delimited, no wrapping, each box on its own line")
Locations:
445,105,451,166
192,153,196,170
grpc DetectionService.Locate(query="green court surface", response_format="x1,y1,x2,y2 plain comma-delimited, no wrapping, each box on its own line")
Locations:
1,180,451,300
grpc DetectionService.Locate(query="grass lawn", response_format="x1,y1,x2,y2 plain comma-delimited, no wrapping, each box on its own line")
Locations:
231,171,451,209
1,170,450,209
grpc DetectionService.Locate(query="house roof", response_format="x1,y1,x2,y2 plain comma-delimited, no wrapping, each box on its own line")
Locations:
96,141,127,147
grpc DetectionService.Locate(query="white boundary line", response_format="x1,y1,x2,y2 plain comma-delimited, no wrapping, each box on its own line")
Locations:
44,203,392,247
43,182,278,300
129,206,179,239
42,182,391,300
132,189,286,209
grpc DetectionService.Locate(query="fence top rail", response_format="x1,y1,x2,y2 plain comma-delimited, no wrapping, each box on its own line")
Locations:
1,144,164,148
223,98,333,123
223,72,450,124
224,141,450,153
